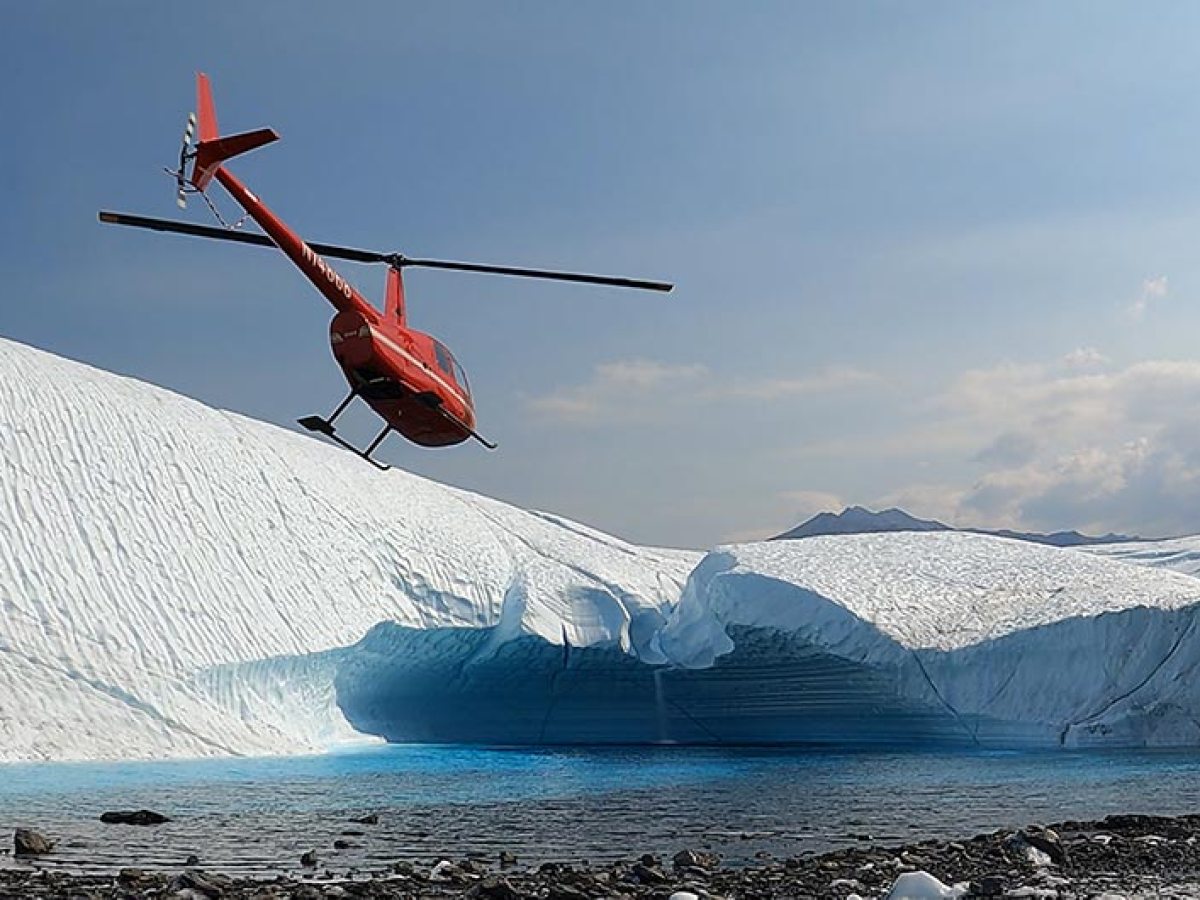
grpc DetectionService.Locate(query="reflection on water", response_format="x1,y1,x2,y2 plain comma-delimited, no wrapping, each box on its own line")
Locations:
2,746,1200,876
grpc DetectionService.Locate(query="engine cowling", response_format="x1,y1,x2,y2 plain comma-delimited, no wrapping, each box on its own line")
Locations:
328,310,374,370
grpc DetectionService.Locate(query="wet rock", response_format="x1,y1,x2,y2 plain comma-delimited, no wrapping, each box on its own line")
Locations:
167,868,231,899
673,849,719,870
469,875,522,900
631,862,669,884
300,850,319,867
185,854,201,866
430,859,470,884
499,850,518,868
14,828,54,856
100,808,171,825
547,885,589,900
292,888,323,900
1101,814,1183,836
974,873,1006,895
1019,825,1068,866
118,867,147,884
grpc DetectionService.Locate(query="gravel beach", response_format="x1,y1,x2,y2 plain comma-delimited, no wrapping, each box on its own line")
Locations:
6,812,1200,898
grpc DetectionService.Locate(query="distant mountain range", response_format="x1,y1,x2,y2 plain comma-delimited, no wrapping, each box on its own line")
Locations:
772,505,1142,547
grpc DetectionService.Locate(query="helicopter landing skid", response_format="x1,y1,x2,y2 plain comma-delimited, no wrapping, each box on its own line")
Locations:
436,407,497,451
297,390,393,471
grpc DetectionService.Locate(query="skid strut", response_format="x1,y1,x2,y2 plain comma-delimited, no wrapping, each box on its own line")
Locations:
297,387,392,471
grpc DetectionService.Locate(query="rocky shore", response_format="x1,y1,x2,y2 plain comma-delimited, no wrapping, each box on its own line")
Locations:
6,812,1200,899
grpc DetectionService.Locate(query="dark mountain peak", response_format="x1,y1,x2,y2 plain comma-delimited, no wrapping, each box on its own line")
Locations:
773,505,1143,546
973,528,1141,548
773,506,950,541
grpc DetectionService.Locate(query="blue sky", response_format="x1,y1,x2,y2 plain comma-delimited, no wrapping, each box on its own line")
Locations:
5,2,1200,547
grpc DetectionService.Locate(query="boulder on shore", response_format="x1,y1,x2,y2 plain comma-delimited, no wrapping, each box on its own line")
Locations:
14,828,54,856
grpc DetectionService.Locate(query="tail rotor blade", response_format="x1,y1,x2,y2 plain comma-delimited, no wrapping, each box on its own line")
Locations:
175,113,197,209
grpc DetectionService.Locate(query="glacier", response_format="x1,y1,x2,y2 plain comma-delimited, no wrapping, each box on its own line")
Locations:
4,335,1200,760
1087,535,1200,578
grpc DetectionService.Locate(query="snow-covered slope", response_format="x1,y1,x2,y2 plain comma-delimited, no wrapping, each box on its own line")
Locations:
662,534,1200,659
7,336,1200,759
1086,536,1200,578
0,338,697,760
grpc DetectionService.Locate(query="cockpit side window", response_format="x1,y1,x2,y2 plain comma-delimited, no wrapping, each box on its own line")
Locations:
433,341,453,375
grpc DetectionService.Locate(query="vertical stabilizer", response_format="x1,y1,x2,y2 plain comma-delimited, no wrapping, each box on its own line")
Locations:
189,72,280,191
385,266,406,323
196,72,219,142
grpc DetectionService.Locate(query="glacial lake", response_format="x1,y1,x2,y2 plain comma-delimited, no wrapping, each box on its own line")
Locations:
2,745,1199,876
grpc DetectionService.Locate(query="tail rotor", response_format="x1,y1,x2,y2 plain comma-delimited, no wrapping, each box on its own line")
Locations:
171,112,197,209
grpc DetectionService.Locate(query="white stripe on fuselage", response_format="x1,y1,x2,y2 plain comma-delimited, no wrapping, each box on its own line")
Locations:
369,330,469,410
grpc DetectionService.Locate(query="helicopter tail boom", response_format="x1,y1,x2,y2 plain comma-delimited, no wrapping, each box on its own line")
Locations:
190,73,279,190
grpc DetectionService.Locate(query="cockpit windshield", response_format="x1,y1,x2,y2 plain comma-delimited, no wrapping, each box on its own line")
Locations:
433,340,471,397
452,359,471,396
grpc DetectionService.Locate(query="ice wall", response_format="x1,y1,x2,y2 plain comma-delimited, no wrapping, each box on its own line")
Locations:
654,537,1200,747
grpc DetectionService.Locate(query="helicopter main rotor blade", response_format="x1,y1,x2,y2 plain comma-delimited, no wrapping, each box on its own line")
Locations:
98,211,387,264
397,258,674,292
100,211,674,292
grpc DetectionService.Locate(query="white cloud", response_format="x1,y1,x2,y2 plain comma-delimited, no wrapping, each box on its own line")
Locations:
886,356,1200,535
593,359,709,389
527,359,879,424
972,430,1039,467
720,525,785,544
872,483,965,525
1129,275,1168,320
525,359,707,423
713,366,879,401
780,489,845,521
719,489,846,545
1062,346,1109,369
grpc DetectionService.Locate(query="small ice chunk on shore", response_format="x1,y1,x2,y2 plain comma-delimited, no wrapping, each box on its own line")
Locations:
885,871,967,900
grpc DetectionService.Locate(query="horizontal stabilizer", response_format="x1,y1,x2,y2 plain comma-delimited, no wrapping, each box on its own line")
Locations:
192,128,279,191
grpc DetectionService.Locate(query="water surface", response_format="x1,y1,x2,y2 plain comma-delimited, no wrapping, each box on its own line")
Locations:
3,746,1199,876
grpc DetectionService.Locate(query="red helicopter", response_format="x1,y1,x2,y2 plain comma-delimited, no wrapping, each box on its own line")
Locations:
100,73,672,469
